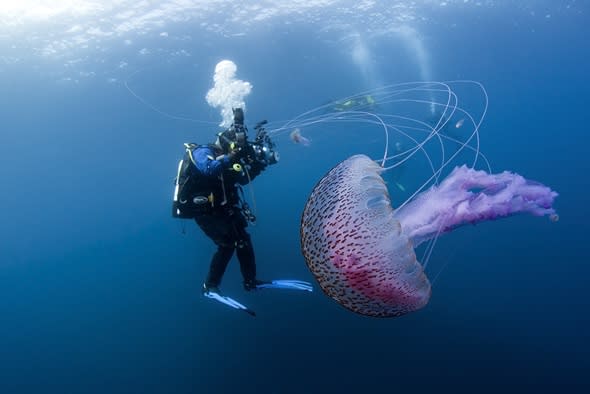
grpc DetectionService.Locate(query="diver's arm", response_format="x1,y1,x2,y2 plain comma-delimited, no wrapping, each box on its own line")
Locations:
193,147,231,177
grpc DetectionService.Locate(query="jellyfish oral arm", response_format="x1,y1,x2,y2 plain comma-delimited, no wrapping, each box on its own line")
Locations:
393,165,559,247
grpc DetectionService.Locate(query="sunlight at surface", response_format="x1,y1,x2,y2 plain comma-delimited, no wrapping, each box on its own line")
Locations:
0,0,579,81
0,0,101,24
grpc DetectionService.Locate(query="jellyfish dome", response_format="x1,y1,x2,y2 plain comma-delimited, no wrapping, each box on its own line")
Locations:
300,154,430,317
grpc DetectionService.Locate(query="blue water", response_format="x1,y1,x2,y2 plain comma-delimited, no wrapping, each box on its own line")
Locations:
1,2,588,393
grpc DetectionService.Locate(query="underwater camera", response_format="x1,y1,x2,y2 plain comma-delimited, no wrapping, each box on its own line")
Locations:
251,119,279,165
230,108,279,166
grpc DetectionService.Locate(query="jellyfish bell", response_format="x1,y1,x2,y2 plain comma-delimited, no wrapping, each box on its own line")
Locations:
289,128,311,146
289,128,301,143
300,154,431,317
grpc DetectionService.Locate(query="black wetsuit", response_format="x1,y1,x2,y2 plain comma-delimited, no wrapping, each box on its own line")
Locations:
190,144,265,289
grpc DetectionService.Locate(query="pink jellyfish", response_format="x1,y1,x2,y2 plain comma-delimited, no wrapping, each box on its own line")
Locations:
290,128,311,146
300,155,557,317
274,81,560,317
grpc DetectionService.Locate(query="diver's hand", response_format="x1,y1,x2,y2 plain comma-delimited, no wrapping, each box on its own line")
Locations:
218,151,237,168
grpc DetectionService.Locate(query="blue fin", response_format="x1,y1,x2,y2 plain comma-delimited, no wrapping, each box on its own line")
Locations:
204,291,256,316
255,279,313,292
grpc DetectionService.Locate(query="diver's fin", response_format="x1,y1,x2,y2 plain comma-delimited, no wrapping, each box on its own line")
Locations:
255,279,313,292
203,290,256,317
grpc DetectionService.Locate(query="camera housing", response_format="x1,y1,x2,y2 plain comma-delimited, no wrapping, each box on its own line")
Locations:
251,142,279,165
250,119,279,166
229,109,279,167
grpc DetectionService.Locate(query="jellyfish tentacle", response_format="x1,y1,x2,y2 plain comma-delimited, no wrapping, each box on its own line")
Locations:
393,165,559,248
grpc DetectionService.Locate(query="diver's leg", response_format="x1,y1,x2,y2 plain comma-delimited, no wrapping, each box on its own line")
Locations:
205,245,234,288
195,214,236,291
236,231,256,285
236,228,259,290
231,214,257,289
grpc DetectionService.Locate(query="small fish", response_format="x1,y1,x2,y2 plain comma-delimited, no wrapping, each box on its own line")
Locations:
455,118,465,128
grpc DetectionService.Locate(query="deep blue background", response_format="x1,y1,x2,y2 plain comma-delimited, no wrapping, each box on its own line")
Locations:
0,3,588,393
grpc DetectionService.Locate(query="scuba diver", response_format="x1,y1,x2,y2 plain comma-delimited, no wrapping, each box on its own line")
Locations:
172,108,312,316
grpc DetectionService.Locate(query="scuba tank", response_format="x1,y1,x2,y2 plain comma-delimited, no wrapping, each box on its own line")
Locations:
172,143,215,218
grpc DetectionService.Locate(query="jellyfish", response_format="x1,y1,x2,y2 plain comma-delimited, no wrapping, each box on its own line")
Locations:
265,81,559,318
300,155,557,317
289,128,311,146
